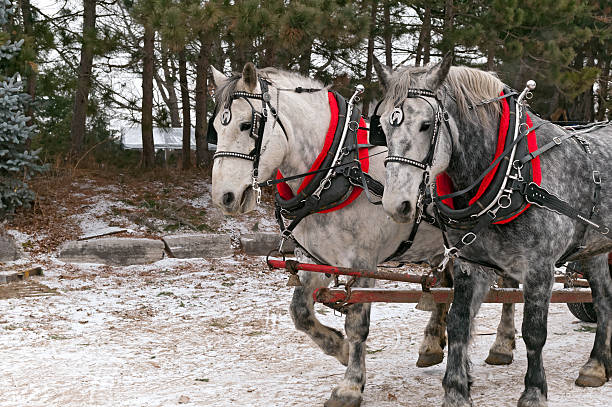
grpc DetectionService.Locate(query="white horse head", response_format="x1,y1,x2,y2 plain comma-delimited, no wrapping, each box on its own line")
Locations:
210,63,289,215
374,56,457,223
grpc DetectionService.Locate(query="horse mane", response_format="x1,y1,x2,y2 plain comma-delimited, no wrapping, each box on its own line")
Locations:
385,64,505,125
215,67,325,112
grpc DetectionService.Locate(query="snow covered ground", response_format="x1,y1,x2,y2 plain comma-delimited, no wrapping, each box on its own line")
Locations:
1,174,610,406
0,253,610,407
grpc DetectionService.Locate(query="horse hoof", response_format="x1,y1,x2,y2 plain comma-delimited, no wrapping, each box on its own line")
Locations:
575,359,607,387
485,351,513,365
324,386,362,407
324,394,362,407
575,373,607,387
517,388,547,407
417,352,444,367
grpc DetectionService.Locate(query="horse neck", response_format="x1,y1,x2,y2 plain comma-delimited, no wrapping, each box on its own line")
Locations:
445,105,500,201
275,90,332,192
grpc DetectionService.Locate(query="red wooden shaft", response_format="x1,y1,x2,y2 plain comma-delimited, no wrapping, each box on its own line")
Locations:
314,288,593,304
268,259,433,285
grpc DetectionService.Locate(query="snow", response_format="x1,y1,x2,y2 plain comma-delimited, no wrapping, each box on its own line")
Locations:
0,253,610,407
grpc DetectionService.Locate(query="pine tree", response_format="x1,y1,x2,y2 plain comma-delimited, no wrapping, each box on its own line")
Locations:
0,0,43,217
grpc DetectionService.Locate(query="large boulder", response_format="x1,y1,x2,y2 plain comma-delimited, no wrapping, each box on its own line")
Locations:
58,238,165,266
0,233,22,262
163,234,232,258
240,232,294,256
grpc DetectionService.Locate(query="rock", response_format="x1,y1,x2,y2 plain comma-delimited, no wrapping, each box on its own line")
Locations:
239,232,294,255
163,234,232,259
178,395,190,404
78,227,127,241
58,238,165,266
0,233,22,261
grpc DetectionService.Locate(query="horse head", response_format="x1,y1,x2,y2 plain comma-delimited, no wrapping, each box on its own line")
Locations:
374,55,455,223
210,63,289,215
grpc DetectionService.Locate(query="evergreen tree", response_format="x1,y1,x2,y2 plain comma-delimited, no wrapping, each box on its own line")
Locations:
0,0,43,217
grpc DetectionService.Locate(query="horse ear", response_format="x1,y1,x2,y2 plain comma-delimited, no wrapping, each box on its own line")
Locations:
374,56,392,91
242,62,258,92
426,52,453,90
210,66,228,90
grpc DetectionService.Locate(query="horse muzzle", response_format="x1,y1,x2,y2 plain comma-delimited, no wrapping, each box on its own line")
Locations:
382,195,415,224
215,185,256,215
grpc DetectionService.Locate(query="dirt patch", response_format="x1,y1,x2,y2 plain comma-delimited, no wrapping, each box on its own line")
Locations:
0,280,58,299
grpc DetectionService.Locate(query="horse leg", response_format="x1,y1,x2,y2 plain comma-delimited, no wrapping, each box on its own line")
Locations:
575,253,612,387
325,277,374,407
517,264,554,407
417,262,451,367
485,277,518,365
442,263,492,407
290,270,349,366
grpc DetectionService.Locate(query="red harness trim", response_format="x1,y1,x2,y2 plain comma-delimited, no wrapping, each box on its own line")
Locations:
468,93,511,205
436,173,455,209
275,92,370,213
493,113,541,224
437,93,542,224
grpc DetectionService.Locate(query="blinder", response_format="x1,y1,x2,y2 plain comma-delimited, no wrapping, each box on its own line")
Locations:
206,109,218,145
368,100,387,146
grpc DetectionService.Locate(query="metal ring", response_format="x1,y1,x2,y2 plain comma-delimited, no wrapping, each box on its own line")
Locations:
461,232,477,246
498,195,512,208
266,249,286,269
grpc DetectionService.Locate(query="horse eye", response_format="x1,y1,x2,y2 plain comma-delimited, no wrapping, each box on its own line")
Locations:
240,122,252,132
420,121,431,132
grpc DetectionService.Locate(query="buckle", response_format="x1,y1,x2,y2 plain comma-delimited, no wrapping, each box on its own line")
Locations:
553,136,562,145
461,232,477,246
593,171,601,185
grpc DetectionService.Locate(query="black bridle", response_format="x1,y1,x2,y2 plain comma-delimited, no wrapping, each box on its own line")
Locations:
375,89,453,257
211,77,288,203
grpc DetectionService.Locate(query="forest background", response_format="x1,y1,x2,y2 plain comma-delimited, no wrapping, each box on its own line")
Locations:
1,0,611,216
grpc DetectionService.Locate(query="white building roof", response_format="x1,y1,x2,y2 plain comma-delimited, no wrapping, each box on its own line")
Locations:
120,127,216,150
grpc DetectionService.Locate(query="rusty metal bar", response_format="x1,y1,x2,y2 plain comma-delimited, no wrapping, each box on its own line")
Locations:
267,259,435,285
314,287,593,304
553,275,589,287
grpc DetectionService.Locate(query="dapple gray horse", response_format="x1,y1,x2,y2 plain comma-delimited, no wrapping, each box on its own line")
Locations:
210,63,518,406
375,56,612,406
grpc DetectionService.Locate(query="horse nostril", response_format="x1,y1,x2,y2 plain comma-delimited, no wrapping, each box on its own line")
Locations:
222,192,235,206
399,200,412,216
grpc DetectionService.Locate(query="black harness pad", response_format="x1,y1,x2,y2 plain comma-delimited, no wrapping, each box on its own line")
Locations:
275,92,362,219
435,90,537,227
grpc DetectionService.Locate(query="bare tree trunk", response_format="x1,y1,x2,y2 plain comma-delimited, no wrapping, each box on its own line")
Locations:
486,40,496,71
141,21,155,168
597,57,610,121
20,0,36,129
383,0,392,67
69,0,97,158
195,34,211,167
363,0,378,118
415,7,431,66
441,0,455,55
298,40,312,75
160,46,181,127
179,48,191,169
263,36,277,67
